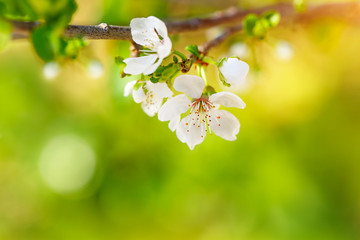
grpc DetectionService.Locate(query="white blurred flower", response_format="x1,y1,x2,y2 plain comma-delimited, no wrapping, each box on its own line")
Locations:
229,42,249,59
158,75,246,150
276,40,294,61
123,16,172,75
43,62,60,81
219,58,249,87
124,80,173,117
88,60,104,79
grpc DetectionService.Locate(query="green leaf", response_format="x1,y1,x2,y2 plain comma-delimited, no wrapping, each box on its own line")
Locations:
115,56,125,65
31,25,58,62
45,0,77,32
1,0,38,20
0,18,11,51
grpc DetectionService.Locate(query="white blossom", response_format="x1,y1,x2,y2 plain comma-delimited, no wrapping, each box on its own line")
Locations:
158,75,246,150
123,16,172,75
124,80,173,117
219,58,249,87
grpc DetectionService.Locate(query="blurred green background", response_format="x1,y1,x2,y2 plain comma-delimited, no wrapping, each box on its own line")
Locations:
1,0,360,239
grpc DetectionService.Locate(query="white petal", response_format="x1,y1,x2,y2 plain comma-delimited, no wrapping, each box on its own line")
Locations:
173,75,205,99
176,115,205,150
123,55,157,75
219,58,249,87
146,81,173,98
147,16,168,39
168,115,180,132
130,17,161,49
143,57,162,75
156,36,172,59
158,94,191,122
124,80,137,97
132,86,146,103
209,92,246,109
209,110,240,141
141,96,163,117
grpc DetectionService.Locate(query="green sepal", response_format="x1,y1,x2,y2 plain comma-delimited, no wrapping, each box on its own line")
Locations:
204,86,216,96
150,76,160,83
217,57,227,67
219,72,231,87
161,63,180,79
133,81,145,91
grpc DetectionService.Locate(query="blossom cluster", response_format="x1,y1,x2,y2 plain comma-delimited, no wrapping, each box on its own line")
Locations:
120,16,249,150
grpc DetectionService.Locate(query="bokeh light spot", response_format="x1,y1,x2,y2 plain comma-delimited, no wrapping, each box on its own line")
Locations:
39,134,96,194
43,62,60,81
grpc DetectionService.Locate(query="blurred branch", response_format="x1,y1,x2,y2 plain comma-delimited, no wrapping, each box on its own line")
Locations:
11,2,360,40
198,24,243,54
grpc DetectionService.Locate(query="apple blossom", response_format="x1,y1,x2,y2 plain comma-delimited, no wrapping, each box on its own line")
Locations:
123,16,172,75
219,58,249,87
158,75,246,150
124,80,173,117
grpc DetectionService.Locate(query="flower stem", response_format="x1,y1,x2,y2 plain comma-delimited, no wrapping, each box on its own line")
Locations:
197,65,208,86
173,50,187,61
202,56,218,65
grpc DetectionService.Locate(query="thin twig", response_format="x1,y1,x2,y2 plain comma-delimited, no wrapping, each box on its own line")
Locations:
10,2,360,40
198,24,243,54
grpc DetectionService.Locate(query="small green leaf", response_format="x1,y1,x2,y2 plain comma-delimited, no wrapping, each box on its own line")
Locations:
115,56,124,65
59,37,88,59
173,55,178,63
243,14,259,36
262,11,281,27
253,18,268,39
185,45,200,57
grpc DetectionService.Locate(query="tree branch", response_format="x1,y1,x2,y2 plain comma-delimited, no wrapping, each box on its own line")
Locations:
198,24,243,54
11,2,360,40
